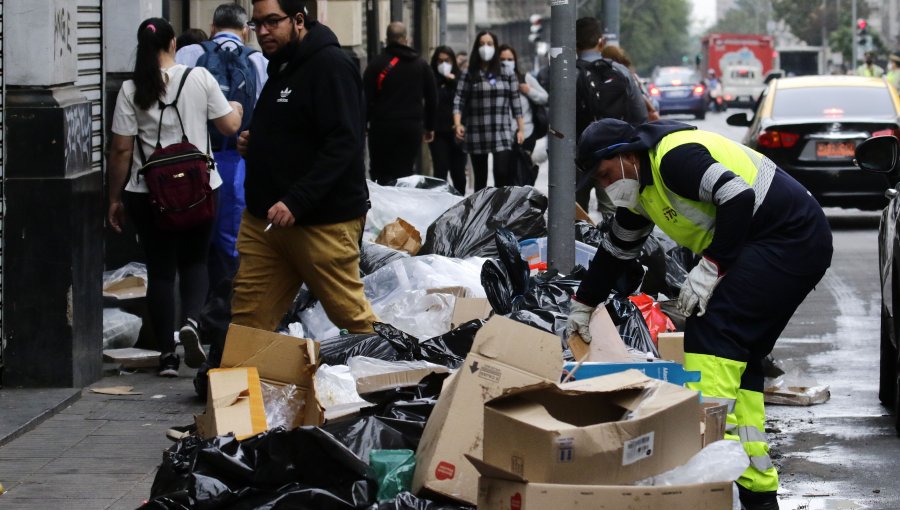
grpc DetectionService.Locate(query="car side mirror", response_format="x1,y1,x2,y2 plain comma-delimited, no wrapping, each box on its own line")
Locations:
726,112,751,127
855,136,899,174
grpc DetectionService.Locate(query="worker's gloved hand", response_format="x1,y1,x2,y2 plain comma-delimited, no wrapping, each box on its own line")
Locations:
566,298,596,343
677,257,723,317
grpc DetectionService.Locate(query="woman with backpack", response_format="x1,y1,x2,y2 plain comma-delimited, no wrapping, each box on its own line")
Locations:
453,31,525,191
107,18,243,377
428,45,468,194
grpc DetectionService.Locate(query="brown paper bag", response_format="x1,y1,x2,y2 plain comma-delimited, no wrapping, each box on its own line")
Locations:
374,218,422,255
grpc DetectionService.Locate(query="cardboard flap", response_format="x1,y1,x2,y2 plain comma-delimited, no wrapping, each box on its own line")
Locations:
222,324,318,388
208,368,252,408
472,316,562,378
465,455,528,483
559,369,652,392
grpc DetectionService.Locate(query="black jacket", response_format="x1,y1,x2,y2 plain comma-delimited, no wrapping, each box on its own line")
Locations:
244,24,369,225
434,73,457,134
363,43,437,130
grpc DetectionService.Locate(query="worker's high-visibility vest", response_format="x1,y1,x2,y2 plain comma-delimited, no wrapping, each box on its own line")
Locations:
636,130,774,254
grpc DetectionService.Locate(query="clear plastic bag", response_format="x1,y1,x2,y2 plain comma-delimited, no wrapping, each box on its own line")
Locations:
103,262,148,288
348,357,445,380
314,364,366,410
102,308,142,350
366,180,465,243
636,439,749,486
260,381,304,430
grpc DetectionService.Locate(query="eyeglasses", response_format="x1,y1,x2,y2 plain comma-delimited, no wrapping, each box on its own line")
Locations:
247,15,290,31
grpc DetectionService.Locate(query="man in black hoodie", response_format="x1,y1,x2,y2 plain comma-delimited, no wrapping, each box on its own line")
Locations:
235,0,377,335
363,22,438,184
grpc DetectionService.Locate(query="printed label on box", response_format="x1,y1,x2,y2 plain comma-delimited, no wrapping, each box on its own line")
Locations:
435,461,456,480
622,431,655,465
478,364,502,384
511,455,525,475
556,437,575,462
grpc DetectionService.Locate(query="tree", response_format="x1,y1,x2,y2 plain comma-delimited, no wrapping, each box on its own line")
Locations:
709,0,772,35
772,0,871,47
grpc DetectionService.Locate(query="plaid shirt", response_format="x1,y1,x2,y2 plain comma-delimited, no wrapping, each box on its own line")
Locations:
453,68,523,154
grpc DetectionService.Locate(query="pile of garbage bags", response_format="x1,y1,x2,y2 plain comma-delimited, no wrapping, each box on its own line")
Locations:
141,180,701,510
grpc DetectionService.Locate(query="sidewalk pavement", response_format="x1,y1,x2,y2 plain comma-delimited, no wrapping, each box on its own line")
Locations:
0,360,202,510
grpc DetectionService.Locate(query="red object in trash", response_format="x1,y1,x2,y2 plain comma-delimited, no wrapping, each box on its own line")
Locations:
628,293,676,346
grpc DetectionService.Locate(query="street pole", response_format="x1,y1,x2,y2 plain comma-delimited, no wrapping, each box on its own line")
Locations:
851,0,857,72
439,0,447,45
391,0,403,22
366,0,380,61
604,0,620,46
467,0,475,49
548,0,577,273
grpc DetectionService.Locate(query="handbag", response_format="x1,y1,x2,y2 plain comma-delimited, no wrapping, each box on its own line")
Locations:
509,144,539,186
137,68,216,231
530,99,549,140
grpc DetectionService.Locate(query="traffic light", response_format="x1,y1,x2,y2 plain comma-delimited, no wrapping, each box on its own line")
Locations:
529,14,543,44
857,18,870,48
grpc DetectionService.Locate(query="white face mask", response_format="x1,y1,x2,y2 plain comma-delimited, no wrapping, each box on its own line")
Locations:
604,155,641,209
501,60,515,73
479,44,495,62
437,62,453,77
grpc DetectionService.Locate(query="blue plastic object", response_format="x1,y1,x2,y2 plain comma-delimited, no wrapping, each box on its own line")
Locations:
519,237,598,270
562,361,701,386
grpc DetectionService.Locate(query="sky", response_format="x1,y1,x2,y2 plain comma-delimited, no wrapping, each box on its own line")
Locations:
690,0,717,35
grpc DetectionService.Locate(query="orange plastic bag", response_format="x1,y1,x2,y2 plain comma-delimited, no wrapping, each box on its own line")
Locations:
628,293,676,346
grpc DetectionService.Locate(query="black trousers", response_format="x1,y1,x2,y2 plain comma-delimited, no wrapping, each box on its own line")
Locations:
368,120,424,185
429,131,468,194
124,191,215,354
470,150,512,191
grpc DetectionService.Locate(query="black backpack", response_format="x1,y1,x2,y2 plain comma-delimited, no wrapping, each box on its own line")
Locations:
575,58,629,138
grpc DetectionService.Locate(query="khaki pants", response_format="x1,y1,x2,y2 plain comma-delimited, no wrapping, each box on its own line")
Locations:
231,212,377,334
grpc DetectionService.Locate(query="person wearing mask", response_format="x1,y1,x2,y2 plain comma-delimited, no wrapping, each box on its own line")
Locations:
234,0,377,339
498,44,548,153
363,22,438,184
453,31,525,190
428,45,468,194
107,18,243,377
567,118,833,510
856,51,884,77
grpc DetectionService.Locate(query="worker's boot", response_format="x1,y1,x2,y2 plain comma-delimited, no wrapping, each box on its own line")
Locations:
738,485,780,510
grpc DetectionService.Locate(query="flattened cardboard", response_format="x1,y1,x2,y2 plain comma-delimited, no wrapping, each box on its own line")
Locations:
412,316,563,504
356,366,450,395
196,367,268,440
470,455,732,510
657,332,685,365
102,275,147,300
220,324,323,427
450,297,493,329
575,203,596,225
427,286,469,298
764,384,830,406
568,307,631,362
482,370,701,486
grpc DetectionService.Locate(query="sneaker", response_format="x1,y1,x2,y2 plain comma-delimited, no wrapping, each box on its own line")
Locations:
158,353,181,377
179,318,207,369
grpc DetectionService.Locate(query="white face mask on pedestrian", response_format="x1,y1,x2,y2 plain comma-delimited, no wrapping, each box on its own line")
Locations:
479,45,495,62
501,60,515,73
603,155,641,209
437,62,453,77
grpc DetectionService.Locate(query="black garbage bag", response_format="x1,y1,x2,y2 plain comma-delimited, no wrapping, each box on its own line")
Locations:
361,241,410,276
377,320,483,369
481,258,516,315
574,220,607,247
384,175,462,195
606,295,659,357
372,492,475,510
277,286,318,333
419,187,548,258
320,333,402,366
142,427,377,510
495,228,531,296
506,309,569,339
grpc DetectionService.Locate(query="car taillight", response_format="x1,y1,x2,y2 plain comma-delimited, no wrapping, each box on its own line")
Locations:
872,128,900,138
649,86,660,97
757,130,800,149
692,85,705,96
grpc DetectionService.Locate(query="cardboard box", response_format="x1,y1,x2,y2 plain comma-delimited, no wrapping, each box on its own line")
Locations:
102,347,160,368
450,297,493,329
102,276,146,300
196,367,268,439
218,324,323,427
356,365,450,395
701,403,728,447
657,332,685,365
470,457,733,510
482,370,702,486
426,286,469,298
412,316,563,504
567,307,631,362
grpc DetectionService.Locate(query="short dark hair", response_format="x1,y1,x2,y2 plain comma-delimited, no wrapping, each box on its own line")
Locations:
213,3,248,30
386,22,406,45
251,0,317,24
176,28,208,50
576,17,603,52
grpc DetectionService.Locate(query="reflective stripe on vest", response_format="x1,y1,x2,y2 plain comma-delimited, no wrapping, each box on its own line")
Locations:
639,130,775,254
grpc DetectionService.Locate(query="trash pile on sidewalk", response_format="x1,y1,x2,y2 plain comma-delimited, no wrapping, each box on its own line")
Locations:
115,181,781,509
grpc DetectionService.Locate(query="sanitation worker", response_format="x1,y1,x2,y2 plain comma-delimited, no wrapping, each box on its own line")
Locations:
565,118,833,510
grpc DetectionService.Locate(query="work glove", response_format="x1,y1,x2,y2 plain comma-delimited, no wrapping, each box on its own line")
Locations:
566,298,596,343
676,257,723,317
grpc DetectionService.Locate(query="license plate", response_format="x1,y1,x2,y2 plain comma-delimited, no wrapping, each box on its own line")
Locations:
665,90,690,98
816,141,855,159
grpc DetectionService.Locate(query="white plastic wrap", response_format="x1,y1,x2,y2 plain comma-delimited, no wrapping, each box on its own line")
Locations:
260,381,303,430
102,308,142,350
298,255,487,340
315,364,367,409
285,322,306,339
636,439,750,486
347,356,445,380
365,181,465,242
103,262,148,288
